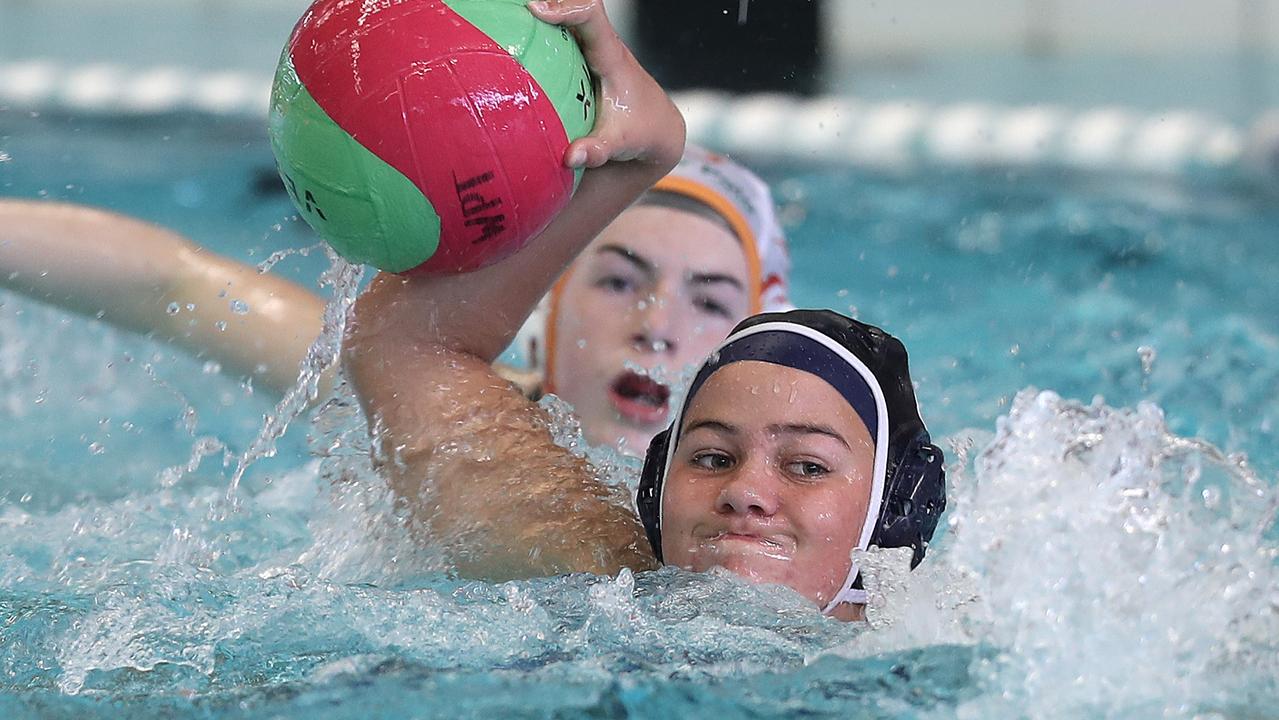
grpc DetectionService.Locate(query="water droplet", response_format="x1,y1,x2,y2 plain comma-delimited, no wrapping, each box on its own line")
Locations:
1137,345,1157,375
576,339,587,349
230,299,249,315
202,361,222,375
215,320,227,332
166,302,180,316
88,442,105,455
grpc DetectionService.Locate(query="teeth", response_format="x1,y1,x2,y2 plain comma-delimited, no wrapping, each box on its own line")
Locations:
615,374,668,407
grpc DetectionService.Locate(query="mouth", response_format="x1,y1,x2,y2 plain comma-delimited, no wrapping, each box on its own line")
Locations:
704,530,793,557
711,531,781,546
607,370,670,425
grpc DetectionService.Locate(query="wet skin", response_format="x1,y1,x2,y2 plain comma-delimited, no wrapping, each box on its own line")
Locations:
551,204,750,453
659,361,876,609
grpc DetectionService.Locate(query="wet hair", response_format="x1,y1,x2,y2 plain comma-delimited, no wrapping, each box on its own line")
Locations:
634,189,737,238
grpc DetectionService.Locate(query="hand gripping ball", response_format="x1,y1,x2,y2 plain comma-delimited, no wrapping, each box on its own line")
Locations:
269,0,596,274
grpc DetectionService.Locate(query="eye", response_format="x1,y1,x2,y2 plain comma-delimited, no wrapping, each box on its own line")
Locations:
785,460,830,479
690,451,734,472
595,274,635,294
693,295,732,318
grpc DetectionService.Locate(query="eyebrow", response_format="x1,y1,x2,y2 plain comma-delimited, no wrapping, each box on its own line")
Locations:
773,423,852,450
683,419,738,436
598,244,745,293
689,272,745,292
681,419,852,450
597,244,654,279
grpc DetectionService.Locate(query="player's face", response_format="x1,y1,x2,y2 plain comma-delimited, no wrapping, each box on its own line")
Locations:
552,204,750,454
659,361,876,610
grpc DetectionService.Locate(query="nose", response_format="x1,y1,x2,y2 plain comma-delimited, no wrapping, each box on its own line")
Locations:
630,285,679,355
715,459,781,518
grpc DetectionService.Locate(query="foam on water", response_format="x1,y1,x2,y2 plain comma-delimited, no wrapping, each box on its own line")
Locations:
836,389,1279,718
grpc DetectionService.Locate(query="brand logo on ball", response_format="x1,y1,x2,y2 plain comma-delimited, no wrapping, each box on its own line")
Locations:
453,171,506,246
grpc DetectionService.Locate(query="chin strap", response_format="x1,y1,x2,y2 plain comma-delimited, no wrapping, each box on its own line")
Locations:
821,564,868,614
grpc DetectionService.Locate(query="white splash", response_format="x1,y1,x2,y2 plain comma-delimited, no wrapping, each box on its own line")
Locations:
840,389,1279,718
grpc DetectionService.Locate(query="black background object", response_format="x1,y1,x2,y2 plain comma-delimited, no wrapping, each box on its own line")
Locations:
631,0,824,96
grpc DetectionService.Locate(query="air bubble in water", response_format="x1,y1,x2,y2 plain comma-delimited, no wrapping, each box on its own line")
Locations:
166,302,181,316
215,321,227,332
88,442,105,455
230,300,249,315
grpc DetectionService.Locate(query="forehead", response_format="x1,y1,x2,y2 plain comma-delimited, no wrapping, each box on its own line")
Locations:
682,361,873,446
589,205,748,277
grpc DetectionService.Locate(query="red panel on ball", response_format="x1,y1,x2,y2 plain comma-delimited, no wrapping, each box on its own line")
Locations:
287,0,574,273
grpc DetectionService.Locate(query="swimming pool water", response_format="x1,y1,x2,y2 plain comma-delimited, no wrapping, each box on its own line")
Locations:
1,113,1276,718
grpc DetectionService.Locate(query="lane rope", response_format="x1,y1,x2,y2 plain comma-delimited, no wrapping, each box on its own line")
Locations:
3,59,1277,183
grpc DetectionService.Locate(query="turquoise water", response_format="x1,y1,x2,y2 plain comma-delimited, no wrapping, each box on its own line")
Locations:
1,113,1277,718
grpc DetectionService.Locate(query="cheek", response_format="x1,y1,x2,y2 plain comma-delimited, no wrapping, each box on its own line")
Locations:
689,315,741,348
793,483,870,552
658,476,710,557
554,299,614,378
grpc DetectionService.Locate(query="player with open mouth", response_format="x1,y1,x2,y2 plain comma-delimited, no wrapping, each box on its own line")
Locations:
517,143,793,454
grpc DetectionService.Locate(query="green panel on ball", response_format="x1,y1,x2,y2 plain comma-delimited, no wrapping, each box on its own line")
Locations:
444,0,595,187
268,55,442,273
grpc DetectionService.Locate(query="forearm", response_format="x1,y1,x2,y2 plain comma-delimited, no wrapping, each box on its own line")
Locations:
165,245,330,396
0,200,329,395
0,201,184,330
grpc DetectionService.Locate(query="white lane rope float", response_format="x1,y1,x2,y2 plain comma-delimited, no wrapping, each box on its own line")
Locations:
3,59,1279,185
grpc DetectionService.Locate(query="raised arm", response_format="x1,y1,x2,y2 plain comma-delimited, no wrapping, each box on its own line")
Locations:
0,200,328,396
343,0,684,579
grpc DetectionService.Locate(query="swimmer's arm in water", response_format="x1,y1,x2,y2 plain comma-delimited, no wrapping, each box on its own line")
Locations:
344,0,684,579
0,200,330,396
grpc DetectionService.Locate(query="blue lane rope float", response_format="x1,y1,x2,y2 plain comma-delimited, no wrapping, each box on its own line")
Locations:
3,59,1277,185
